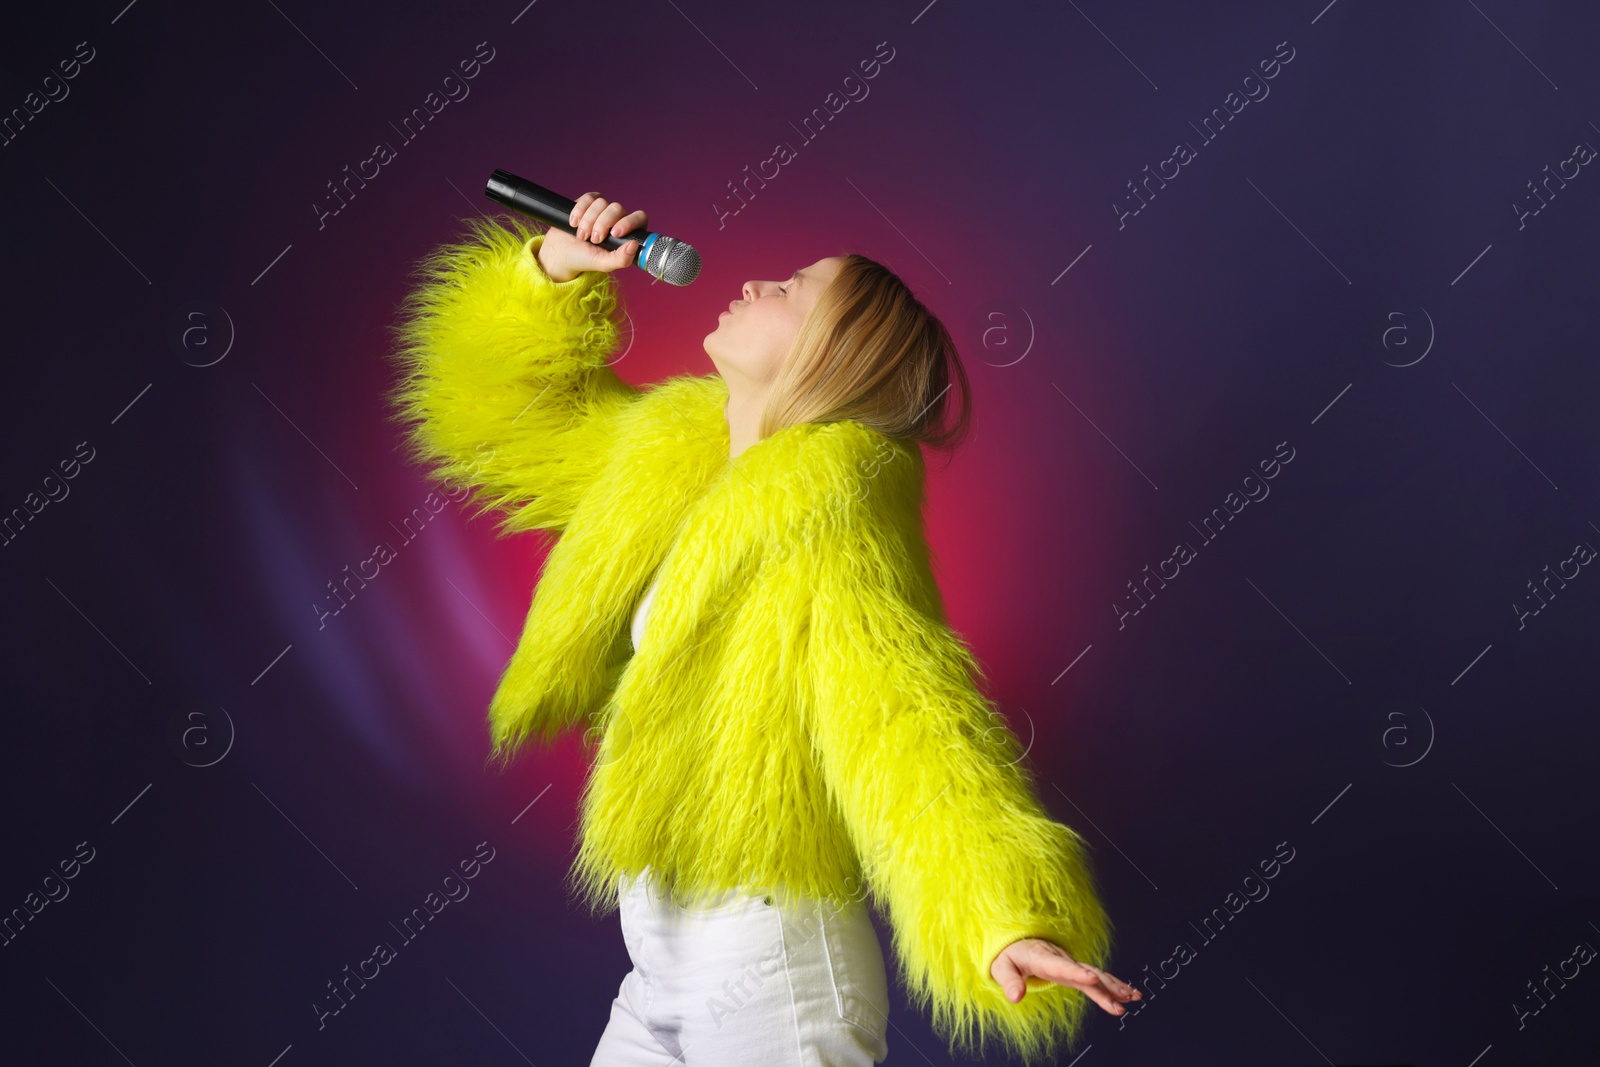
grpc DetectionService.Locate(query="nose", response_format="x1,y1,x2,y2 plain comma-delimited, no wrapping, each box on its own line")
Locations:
741,280,756,303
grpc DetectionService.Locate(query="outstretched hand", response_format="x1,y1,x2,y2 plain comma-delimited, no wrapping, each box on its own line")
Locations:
991,938,1142,1015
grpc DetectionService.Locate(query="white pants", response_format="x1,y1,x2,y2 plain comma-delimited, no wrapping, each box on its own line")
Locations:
589,866,891,1066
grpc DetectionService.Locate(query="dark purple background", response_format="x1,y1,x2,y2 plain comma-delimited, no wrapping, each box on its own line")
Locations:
3,1,1596,1064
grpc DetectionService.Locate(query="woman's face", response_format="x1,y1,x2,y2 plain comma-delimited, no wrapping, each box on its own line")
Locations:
704,256,845,387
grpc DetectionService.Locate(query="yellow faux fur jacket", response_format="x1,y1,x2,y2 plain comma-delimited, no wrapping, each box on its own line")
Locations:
385,216,1113,1063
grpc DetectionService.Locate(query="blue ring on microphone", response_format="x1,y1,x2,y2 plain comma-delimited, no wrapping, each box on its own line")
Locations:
635,232,658,272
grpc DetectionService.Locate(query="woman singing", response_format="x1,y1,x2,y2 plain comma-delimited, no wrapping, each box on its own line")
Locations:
386,193,1139,1066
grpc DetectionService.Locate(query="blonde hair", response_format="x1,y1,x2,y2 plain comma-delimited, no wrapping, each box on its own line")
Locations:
758,254,972,454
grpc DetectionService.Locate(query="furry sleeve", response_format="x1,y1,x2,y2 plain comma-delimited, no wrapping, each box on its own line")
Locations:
384,215,640,535
798,465,1115,1065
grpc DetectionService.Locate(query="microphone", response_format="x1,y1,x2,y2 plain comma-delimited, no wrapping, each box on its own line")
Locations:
485,169,702,286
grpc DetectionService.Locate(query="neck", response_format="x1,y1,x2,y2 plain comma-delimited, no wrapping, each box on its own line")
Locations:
723,387,769,460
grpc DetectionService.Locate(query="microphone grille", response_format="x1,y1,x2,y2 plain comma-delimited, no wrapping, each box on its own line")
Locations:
642,235,702,286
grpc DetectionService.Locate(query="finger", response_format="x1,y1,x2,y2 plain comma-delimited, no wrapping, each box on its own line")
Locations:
1018,958,1117,1013
1032,955,1120,1004
579,199,604,241
990,954,1029,1004
1081,983,1125,1016
578,198,609,241
1058,965,1127,1016
586,200,624,243
609,209,648,239
1085,964,1142,1001
569,192,600,229
1050,956,1099,987
612,239,639,263
1007,942,1097,992
594,201,627,239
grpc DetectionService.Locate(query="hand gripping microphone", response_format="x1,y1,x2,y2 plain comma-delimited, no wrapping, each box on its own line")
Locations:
485,170,702,286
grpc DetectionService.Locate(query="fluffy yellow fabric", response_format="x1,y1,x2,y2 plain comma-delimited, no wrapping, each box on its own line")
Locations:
385,214,640,536
385,218,1115,1064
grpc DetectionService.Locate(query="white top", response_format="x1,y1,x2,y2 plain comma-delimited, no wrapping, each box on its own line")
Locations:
630,572,662,653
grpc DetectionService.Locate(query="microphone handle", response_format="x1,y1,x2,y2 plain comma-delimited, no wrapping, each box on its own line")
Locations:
485,169,654,253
